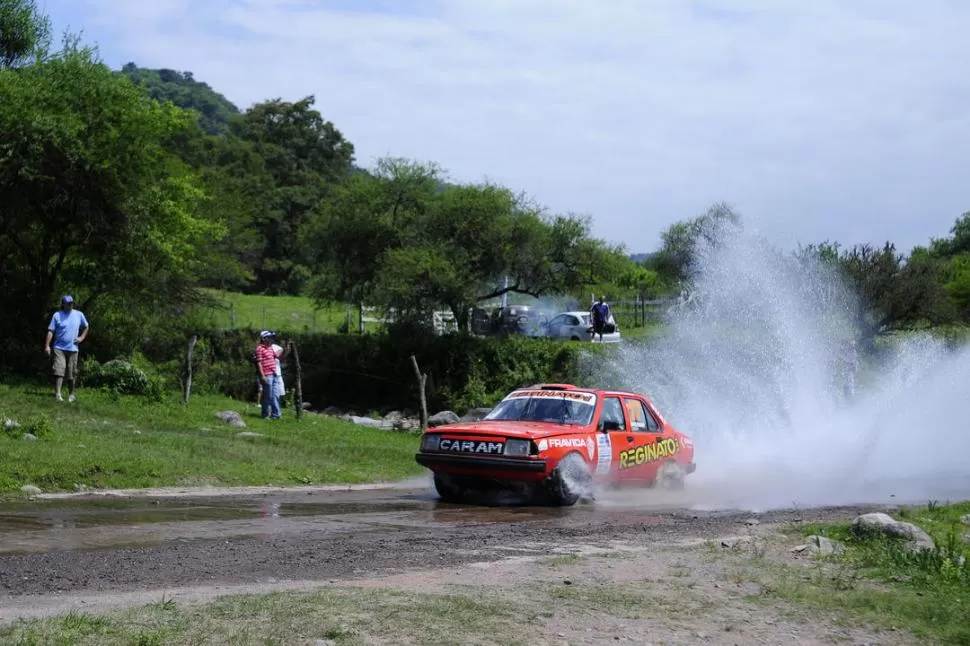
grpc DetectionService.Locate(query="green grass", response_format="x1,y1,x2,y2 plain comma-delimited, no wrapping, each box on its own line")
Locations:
766,503,970,645
199,288,355,334
0,383,424,493
0,587,526,646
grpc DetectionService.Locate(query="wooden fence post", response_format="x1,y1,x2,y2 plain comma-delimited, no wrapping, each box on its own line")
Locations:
410,354,428,431
292,342,303,420
182,335,198,405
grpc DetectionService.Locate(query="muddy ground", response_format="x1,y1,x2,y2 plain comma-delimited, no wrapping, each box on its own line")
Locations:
0,485,912,644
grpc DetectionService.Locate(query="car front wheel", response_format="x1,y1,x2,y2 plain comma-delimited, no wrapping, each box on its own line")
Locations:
433,473,464,503
655,461,686,491
547,452,592,506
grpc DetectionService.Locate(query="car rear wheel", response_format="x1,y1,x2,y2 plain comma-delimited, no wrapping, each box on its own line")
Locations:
655,461,686,491
547,452,592,506
433,473,464,503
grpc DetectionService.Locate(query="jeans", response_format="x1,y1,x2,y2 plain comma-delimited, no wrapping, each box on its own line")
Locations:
261,374,281,419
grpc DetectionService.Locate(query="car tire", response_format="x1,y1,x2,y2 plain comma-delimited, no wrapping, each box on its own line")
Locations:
655,461,686,491
433,473,464,503
547,452,592,506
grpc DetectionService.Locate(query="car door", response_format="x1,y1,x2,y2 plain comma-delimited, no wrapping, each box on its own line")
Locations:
592,395,630,480
616,397,668,483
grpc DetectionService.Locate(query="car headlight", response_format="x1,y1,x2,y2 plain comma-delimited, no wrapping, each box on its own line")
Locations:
504,438,531,457
420,434,441,451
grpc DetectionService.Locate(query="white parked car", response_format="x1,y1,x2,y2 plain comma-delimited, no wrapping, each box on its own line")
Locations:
543,311,621,343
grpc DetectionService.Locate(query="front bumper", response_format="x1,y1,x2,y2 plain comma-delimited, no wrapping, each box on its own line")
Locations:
415,452,548,473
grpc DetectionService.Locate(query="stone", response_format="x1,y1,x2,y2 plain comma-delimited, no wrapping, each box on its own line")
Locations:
215,411,246,428
21,433,37,442
807,535,845,556
348,416,383,429
74,484,89,492
20,485,42,495
852,512,935,551
744,518,760,526
3,418,20,430
428,411,460,427
235,431,263,440
322,406,343,416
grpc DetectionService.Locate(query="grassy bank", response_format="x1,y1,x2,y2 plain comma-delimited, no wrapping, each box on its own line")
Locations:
0,384,423,494
754,502,970,645
199,289,350,334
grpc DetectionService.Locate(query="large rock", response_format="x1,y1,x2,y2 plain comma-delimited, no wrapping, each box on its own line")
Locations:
20,485,42,495
851,512,935,551
428,411,460,427
807,535,844,556
215,411,246,428
460,407,492,422
321,406,343,416
348,416,383,429
3,418,20,430
21,433,37,442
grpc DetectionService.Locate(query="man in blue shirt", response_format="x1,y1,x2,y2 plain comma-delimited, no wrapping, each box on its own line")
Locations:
44,295,89,402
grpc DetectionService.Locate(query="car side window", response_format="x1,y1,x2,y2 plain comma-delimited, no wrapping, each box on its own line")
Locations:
625,399,659,432
567,316,579,325
550,315,566,326
598,397,626,431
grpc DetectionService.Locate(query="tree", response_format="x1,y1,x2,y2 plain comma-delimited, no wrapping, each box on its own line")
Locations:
119,63,241,135
230,96,355,294
652,202,742,284
0,0,49,69
0,39,219,352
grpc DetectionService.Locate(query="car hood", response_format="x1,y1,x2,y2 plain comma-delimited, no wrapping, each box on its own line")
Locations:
427,420,590,439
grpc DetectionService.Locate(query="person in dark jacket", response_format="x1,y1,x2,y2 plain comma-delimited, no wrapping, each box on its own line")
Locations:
589,296,612,341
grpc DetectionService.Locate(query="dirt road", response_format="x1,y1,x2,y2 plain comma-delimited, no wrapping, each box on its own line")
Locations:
0,484,891,627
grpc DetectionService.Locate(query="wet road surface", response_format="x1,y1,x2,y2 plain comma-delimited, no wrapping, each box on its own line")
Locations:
0,486,888,603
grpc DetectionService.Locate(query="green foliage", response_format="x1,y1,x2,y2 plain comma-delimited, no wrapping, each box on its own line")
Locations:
81,359,164,400
0,36,219,365
119,63,240,135
0,0,49,69
1,412,52,438
651,201,742,284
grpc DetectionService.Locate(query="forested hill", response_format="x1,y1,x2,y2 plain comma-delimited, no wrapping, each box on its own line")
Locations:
119,63,240,134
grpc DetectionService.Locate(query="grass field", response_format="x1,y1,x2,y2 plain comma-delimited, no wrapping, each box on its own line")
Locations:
0,384,424,494
762,502,970,644
199,289,351,333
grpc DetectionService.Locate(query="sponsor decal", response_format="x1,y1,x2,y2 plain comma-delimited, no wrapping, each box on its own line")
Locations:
547,438,586,449
506,390,596,405
618,437,679,469
595,433,612,474
537,439,548,451
438,438,505,454
681,436,693,448
585,436,595,460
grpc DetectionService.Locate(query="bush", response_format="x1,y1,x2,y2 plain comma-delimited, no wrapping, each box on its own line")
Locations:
81,359,157,397
1,414,54,439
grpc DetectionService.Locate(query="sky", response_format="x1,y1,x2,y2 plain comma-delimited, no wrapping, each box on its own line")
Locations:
39,0,970,254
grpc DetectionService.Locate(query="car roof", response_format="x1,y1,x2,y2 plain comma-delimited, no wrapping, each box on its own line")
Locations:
555,311,589,318
518,384,648,399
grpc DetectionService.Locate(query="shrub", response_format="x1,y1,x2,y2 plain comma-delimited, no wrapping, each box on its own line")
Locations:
81,359,154,396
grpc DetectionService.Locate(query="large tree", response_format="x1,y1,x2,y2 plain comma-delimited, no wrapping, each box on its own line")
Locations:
305,156,630,329
650,201,742,284
230,96,355,294
0,37,219,352
0,0,49,69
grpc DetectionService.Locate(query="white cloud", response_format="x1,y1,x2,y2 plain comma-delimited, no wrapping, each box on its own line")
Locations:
47,0,970,252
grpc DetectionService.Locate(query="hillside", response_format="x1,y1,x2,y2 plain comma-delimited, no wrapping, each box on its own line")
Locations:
119,63,240,134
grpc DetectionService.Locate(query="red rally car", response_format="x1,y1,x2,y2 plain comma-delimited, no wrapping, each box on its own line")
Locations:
415,384,696,506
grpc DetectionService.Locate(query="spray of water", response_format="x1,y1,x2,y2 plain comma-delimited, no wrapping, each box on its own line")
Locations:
597,228,970,511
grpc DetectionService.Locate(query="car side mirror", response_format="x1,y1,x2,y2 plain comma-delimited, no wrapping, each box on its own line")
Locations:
600,420,622,432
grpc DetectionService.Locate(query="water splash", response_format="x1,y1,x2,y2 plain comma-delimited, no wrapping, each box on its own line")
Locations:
596,230,970,511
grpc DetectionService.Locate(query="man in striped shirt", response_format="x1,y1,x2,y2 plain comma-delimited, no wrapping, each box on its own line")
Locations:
255,330,284,419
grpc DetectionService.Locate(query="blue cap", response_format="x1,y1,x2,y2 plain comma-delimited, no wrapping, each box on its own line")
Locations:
61,295,74,304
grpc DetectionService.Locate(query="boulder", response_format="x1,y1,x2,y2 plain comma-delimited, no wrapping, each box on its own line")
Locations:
21,433,37,442
348,416,383,429
215,411,246,428
428,411,460,427
3,418,20,430
851,512,935,551
383,411,405,424
20,485,42,495
807,535,844,556
460,407,492,422
321,406,343,417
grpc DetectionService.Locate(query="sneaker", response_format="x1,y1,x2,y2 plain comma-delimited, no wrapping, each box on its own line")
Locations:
55,394,64,402
68,394,76,403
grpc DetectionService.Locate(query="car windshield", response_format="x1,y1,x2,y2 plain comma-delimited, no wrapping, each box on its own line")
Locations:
484,390,597,425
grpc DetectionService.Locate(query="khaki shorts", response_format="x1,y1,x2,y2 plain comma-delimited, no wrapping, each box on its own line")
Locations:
51,349,78,380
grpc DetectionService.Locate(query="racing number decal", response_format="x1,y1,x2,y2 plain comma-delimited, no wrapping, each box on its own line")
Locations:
618,437,679,470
